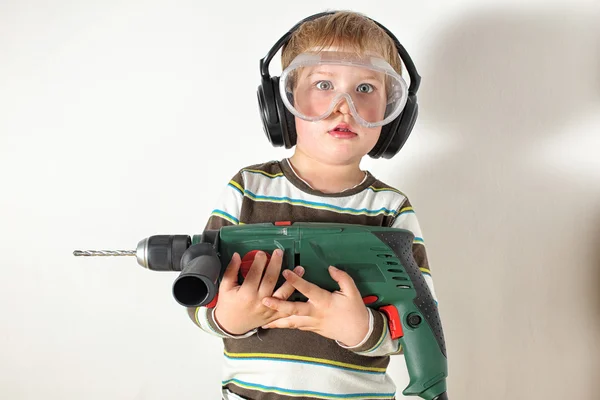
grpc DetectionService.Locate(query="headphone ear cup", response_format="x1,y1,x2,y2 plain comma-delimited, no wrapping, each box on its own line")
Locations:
385,95,418,158
369,118,397,159
257,78,284,147
284,108,297,147
369,94,418,159
272,77,296,149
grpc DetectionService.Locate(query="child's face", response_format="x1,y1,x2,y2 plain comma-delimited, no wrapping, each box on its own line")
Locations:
292,62,387,165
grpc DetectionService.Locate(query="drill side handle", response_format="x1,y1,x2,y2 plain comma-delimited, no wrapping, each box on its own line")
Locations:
172,242,221,307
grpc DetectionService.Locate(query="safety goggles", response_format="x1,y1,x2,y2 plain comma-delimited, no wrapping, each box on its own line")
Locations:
279,51,408,128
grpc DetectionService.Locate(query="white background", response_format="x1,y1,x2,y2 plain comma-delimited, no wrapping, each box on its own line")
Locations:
1,0,599,399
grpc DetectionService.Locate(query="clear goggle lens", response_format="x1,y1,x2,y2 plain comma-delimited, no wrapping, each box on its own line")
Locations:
280,52,408,128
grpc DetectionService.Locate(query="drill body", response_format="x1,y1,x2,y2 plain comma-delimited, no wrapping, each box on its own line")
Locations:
135,222,448,400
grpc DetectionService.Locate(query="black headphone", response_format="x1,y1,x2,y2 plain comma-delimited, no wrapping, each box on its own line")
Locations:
257,11,421,159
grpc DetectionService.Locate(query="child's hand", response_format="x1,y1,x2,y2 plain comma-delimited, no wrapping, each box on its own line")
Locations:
213,250,304,336
260,265,370,347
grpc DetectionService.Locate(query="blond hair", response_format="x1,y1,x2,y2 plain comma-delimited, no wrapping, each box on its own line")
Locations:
281,11,402,75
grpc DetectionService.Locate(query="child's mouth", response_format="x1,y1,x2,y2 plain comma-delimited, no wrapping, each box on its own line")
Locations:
329,125,357,139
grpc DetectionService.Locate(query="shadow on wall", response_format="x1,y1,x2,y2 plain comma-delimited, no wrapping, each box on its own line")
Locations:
397,7,600,400
592,212,600,360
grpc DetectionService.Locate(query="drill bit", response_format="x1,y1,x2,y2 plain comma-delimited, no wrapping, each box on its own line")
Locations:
73,250,136,257
74,237,152,268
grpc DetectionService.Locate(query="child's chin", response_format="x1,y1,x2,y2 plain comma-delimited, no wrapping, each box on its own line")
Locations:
321,148,366,164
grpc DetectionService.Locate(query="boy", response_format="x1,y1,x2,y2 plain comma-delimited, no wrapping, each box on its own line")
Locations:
188,10,440,400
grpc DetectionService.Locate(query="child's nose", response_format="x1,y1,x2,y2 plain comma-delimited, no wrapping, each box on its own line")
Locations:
332,96,351,115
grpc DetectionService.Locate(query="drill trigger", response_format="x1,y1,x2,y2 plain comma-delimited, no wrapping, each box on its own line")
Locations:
379,305,404,339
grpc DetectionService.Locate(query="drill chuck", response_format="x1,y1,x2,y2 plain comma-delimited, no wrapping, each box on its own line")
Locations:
135,235,191,271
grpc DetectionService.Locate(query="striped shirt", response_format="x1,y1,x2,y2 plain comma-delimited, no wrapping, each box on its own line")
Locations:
189,159,439,400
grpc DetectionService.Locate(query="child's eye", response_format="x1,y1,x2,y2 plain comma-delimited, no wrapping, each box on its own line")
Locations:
356,83,374,93
315,80,333,90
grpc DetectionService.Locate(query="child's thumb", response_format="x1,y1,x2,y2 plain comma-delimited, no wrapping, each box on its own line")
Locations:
328,265,358,294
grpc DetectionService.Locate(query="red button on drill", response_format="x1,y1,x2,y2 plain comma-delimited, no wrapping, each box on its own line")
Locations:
362,295,379,305
205,294,218,309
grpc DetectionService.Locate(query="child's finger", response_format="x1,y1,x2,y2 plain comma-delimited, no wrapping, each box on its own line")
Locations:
281,268,327,303
262,296,311,317
261,315,313,330
328,266,361,296
271,266,304,300
258,249,284,298
240,251,268,293
219,253,241,291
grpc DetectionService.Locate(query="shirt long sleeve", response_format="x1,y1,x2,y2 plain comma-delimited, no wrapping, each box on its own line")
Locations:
186,170,259,339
